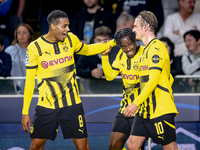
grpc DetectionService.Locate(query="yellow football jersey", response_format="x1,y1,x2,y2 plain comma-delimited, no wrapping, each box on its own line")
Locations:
133,38,178,119
22,32,116,114
102,45,143,114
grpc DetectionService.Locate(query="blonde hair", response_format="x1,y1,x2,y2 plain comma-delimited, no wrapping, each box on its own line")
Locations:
136,11,158,33
12,23,34,45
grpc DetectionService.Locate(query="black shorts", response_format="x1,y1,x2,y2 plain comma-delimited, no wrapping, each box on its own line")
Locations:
112,112,134,135
30,103,88,140
130,114,176,145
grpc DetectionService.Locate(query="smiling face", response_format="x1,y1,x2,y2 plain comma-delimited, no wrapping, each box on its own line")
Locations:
52,18,70,42
184,34,200,53
120,36,136,58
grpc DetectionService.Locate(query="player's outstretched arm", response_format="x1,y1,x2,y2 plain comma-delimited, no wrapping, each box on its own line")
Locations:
78,39,116,56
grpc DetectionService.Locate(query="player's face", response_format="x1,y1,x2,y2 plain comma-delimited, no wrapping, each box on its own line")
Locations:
132,18,144,40
53,18,70,42
120,36,136,58
184,34,200,52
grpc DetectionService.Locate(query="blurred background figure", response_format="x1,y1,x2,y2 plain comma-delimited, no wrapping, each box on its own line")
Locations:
76,25,112,79
5,23,34,94
71,0,116,44
1,0,26,50
160,37,183,77
182,29,200,92
163,0,200,61
116,0,164,34
0,34,15,94
71,0,116,63
0,34,12,77
0,0,12,16
38,0,84,35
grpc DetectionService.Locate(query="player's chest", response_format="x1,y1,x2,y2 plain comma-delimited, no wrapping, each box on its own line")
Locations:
38,43,74,68
119,57,139,74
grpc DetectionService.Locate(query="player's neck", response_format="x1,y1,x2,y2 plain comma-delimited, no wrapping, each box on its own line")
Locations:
143,33,156,46
45,32,57,43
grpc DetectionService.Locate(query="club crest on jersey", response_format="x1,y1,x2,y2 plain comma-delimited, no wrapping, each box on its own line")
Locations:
152,55,160,63
133,62,138,71
25,54,29,62
62,43,68,52
25,54,30,65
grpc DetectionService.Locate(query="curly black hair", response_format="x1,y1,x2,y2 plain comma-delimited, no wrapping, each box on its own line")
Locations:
114,28,136,48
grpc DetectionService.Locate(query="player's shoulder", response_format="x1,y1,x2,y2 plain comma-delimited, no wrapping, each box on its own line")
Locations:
151,39,165,50
28,36,42,47
67,32,78,40
138,45,144,52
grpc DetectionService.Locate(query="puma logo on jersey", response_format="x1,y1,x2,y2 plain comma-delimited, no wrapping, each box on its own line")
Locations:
45,51,51,56
155,47,160,51
79,129,84,134
158,135,164,140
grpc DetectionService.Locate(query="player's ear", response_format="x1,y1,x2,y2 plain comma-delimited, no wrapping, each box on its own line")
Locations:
144,24,148,31
51,24,55,30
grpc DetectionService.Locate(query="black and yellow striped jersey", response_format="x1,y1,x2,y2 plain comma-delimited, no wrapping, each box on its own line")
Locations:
133,38,178,119
22,32,116,115
102,45,144,114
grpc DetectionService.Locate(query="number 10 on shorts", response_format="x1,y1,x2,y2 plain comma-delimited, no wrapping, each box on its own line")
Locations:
154,122,164,135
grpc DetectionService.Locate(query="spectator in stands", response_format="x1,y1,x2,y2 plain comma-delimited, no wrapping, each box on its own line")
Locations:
163,0,200,59
0,34,15,94
0,0,25,50
71,0,116,63
5,23,34,93
0,0,12,16
76,26,112,79
182,30,200,92
71,0,116,44
38,0,84,35
116,0,164,33
0,34,11,77
160,37,183,77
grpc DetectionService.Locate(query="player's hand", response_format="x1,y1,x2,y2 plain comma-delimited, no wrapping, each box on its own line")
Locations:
101,45,112,56
21,115,31,133
91,68,103,79
123,102,138,117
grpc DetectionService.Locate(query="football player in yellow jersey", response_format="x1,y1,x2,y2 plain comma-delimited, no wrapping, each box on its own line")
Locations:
123,11,179,150
101,28,145,150
21,10,116,150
